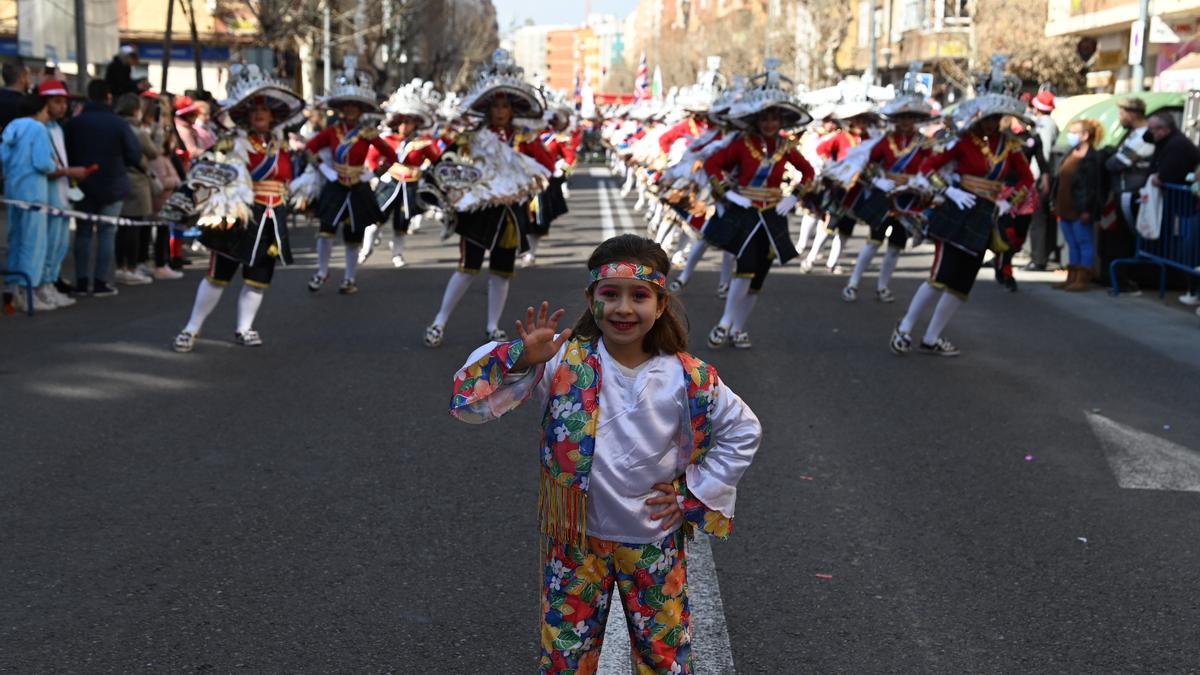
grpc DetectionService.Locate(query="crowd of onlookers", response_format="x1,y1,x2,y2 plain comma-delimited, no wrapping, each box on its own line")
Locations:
0,48,227,314
998,91,1200,312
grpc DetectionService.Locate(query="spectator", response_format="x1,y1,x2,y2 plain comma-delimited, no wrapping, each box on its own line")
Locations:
1146,111,1200,185
41,80,92,306
2,93,59,311
1105,98,1154,231
147,116,183,279
1054,119,1106,292
0,60,30,130
65,79,141,297
193,99,217,152
113,92,159,286
1025,89,1059,271
174,95,204,161
104,45,140,98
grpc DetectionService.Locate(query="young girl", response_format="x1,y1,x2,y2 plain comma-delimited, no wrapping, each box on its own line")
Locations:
449,234,761,673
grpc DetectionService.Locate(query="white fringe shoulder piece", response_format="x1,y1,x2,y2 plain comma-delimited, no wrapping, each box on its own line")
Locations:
452,127,550,212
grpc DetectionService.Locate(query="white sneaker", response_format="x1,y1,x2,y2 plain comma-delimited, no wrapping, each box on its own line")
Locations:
136,263,154,276
153,266,184,280
43,285,76,308
30,287,57,311
799,260,814,274
115,269,152,286
391,254,407,268
519,252,536,268
424,323,445,348
1179,292,1200,307
357,247,373,265
842,285,858,303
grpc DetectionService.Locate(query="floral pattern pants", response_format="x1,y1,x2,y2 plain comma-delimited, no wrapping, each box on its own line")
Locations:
540,530,692,674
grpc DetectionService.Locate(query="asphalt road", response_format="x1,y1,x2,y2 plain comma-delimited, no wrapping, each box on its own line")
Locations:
2,169,1199,673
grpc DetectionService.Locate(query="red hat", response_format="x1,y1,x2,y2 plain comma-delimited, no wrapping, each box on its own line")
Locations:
37,80,69,98
175,95,200,116
1031,91,1055,113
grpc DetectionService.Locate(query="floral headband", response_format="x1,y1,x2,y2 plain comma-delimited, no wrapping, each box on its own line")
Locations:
589,262,667,289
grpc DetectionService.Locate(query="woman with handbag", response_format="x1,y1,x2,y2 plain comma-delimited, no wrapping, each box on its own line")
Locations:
1053,118,1105,292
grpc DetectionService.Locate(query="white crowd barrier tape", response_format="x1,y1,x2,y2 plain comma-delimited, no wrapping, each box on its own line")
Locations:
0,197,172,227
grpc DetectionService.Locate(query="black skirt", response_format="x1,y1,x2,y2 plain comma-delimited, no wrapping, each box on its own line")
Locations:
455,202,531,253
703,203,798,264
531,177,569,236
199,203,293,268
316,181,384,241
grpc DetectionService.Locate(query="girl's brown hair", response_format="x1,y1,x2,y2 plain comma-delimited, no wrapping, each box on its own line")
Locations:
1071,118,1105,146
572,234,690,354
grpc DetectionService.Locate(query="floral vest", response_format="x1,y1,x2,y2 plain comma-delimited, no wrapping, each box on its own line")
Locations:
538,338,718,547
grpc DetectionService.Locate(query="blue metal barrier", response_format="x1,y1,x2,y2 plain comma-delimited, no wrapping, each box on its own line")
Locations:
1110,182,1200,297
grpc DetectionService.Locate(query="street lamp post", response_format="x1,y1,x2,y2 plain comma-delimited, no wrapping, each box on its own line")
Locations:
1131,0,1150,92
865,1,878,85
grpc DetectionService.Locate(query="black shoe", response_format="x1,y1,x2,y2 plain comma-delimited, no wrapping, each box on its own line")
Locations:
918,337,960,357
71,279,91,296
91,281,119,297
1023,262,1047,272
1003,276,1018,293
54,278,73,295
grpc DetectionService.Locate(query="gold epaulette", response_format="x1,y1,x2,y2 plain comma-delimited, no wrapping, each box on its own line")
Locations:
360,127,380,140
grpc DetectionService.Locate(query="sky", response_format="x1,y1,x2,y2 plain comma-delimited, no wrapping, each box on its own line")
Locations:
493,0,641,33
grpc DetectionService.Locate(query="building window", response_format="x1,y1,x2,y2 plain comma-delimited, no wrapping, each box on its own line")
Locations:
902,0,924,31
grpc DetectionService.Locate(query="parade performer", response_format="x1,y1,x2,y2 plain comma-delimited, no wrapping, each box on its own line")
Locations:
523,101,575,268
702,61,814,349
843,67,935,304
800,101,877,274
794,107,840,256
890,56,1034,357
666,74,742,297
172,65,303,352
424,49,554,348
360,79,442,268
448,234,761,673
304,58,396,295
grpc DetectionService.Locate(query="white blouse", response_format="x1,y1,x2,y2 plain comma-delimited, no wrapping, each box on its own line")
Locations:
458,338,762,544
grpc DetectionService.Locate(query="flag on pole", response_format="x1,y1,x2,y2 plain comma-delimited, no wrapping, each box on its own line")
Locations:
651,65,663,101
634,53,649,101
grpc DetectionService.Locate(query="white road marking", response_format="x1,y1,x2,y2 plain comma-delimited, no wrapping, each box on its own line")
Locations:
606,182,639,234
597,536,737,674
597,179,618,242
1087,412,1200,492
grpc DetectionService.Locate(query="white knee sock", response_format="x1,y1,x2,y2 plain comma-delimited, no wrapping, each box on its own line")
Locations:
806,228,829,264
343,244,359,281
731,292,759,332
718,277,751,328
797,213,818,253
316,237,333,277
848,241,879,288
486,274,510,333
392,232,407,255
679,240,708,284
527,235,541,256
236,285,264,333
899,281,940,334
878,247,902,291
434,271,473,327
719,252,735,287
828,233,847,269
922,292,963,345
184,279,224,334
361,224,379,254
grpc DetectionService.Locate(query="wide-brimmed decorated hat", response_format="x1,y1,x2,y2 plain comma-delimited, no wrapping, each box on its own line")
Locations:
951,54,1029,131
322,56,380,112
678,56,725,113
220,64,304,130
384,78,438,129
461,49,543,119
880,63,934,119
728,58,812,128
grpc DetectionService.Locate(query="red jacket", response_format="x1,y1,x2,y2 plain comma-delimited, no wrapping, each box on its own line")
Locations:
920,131,1034,191
816,130,866,162
366,133,442,179
306,122,397,168
868,132,932,176
704,132,814,190
246,133,292,207
658,118,709,153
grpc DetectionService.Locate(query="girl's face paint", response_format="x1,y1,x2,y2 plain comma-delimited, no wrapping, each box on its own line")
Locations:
588,277,664,350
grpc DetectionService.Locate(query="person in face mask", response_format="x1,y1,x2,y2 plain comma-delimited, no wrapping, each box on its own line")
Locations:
1052,119,1105,292
1145,111,1200,186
